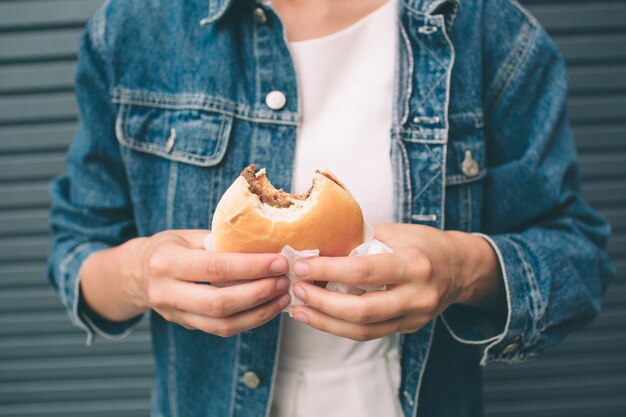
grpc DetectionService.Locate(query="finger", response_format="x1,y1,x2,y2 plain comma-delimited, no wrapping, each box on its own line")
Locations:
291,305,414,342
164,293,291,337
151,276,290,318
293,254,407,286
149,244,288,282
293,281,407,324
175,229,212,249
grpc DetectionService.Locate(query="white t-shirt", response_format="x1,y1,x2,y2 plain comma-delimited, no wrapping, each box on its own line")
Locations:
271,2,402,416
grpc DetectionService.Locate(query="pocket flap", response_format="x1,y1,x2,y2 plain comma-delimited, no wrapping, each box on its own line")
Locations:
116,104,232,167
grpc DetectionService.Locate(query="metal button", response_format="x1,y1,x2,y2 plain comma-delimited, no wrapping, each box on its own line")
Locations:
165,128,176,153
265,91,286,110
418,25,438,35
412,115,441,124
253,7,267,24
461,150,480,178
502,342,520,355
242,371,260,389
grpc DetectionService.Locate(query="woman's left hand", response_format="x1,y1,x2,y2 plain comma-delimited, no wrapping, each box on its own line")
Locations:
291,223,505,341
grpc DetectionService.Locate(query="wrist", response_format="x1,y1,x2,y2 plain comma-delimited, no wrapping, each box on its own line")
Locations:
119,237,151,311
447,232,504,312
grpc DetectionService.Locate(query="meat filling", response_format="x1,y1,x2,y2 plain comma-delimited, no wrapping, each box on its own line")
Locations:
240,164,345,208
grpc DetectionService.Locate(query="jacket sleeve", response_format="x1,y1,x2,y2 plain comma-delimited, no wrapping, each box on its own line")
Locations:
47,15,142,345
441,2,614,365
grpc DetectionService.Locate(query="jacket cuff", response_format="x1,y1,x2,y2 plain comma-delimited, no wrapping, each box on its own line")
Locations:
441,233,542,365
59,242,143,345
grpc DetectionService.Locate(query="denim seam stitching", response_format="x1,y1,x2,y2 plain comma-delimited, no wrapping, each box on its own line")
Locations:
412,168,442,203
117,105,230,166
228,334,242,417
167,324,179,417
412,71,448,117
90,0,110,59
112,96,299,126
446,170,487,186
412,318,438,417
264,317,284,417
509,238,544,339
398,139,413,222
507,0,539,26
487,20,537,111
414,35,447,69
166,161,178,230
399,24,414,126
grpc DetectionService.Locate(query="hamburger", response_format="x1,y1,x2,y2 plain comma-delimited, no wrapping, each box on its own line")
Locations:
211,165,365,256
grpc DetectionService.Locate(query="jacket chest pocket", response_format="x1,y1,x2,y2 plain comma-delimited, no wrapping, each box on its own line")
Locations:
115,104,232,167
114,103,235,231
445,112,487,232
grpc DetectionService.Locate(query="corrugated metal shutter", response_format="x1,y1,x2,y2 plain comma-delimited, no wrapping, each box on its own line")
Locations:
0,1,153,416
0,1,623,416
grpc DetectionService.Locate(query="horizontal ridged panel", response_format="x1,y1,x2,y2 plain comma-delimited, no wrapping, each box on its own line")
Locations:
0,311,150,338
0,332,151,360
0,1,102,30
0,263,46,288
0,152,66,182
554,33,626,64
579,152,626,179
0,92,77,125
0,123,76,153
0,356,154,383
574,124,626,152
0,61,75,94
582,179,626,206
0,29,82,63
0,400,150,417
0,287,67,313
528,2,626,33
568,94,626,124
0,236,50,263
569,65,626,94
0,209,49,236
0,181,51,209
0,378,151,405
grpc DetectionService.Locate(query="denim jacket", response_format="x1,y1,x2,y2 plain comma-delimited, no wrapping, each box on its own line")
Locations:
48,0,614,416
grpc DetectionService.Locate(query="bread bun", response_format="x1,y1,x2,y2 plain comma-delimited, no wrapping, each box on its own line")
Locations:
211,165,364,256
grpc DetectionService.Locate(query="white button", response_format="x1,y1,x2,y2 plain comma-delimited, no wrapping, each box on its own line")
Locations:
265,91,286,110
253,7,267,24
242,371,260,389
502,342,520,355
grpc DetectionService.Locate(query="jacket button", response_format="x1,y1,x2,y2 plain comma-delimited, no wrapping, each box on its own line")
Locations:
461,150,480,178
265,91,286,110
242,371,261,389
502,342,520,355
253,7,267,24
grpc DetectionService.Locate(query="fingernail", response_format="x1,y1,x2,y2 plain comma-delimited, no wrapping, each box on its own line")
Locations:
276,277,289,292
270,258,288,274
293,285,305,300
293,262,309,277
294,311,308,324
278,294,291,309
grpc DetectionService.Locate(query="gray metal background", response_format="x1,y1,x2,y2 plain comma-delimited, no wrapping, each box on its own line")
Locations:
0,0,624,416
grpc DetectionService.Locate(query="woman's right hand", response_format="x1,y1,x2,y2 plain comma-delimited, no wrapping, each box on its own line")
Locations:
81,230,291,337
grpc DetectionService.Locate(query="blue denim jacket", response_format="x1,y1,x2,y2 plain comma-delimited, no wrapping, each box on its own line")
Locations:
48,0,614,416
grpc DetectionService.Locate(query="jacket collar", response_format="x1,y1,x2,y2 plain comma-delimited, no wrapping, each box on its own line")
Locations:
201,0,460,26
404,0,461,27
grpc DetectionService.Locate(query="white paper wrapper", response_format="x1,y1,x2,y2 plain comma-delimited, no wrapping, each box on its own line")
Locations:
203,223,393,316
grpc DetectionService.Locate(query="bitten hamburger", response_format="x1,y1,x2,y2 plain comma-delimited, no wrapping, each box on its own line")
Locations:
211,165,365,256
